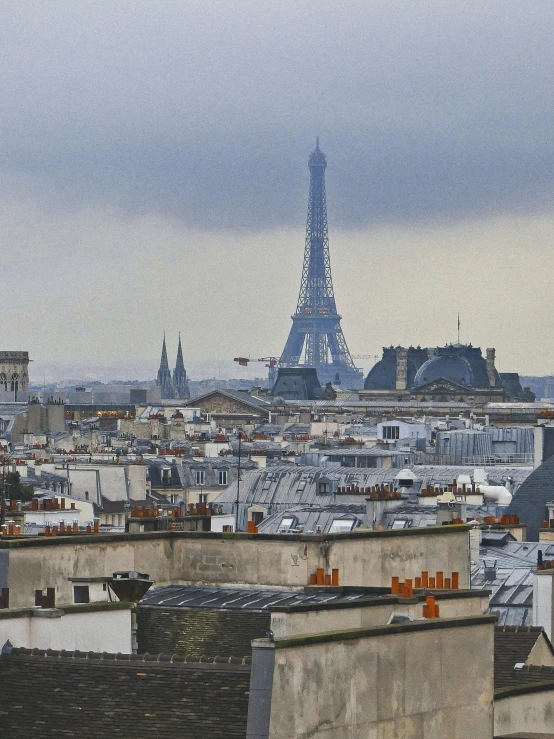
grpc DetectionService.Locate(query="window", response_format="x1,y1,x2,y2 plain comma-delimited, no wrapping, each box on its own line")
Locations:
85,491,89,501
170,494,179,505
161,468,171,485
297,480,307,492
251,511,264,526
329,518,356,533
223,525,234,533
73,585,90,604
199,493,207,504
382,425,400,440
318,482,330,495
278,516,296,532
218,469,228,485
391,519,409,529
194,469,206,486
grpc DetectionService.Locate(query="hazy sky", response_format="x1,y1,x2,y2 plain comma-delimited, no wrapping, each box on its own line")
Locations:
1,0,554,381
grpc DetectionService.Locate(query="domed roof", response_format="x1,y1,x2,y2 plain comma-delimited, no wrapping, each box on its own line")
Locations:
364,349,419,391
414,355,474,388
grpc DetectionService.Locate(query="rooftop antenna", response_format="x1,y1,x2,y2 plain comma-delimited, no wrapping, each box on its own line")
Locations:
457,312,460,345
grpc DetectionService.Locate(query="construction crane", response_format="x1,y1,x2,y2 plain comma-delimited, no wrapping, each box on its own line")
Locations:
234,356,280,387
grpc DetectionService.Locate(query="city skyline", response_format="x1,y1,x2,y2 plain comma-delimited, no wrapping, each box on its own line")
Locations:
2,1,554,378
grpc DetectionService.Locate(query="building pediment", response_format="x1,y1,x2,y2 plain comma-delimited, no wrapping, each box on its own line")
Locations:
412,378,473,395
182,390,270,417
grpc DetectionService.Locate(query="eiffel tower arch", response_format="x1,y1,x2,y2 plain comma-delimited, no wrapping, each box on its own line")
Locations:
279,141,363,389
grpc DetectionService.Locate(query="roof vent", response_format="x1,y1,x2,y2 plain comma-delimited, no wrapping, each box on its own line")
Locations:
108,571,153,602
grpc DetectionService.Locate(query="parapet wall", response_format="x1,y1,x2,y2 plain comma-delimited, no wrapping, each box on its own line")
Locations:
256,616,495,739
1,526,471,608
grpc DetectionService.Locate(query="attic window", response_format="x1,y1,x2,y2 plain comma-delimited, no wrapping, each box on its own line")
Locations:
391,519,409,529
329,518,356,533
383,426,400,440
278,516,296,532
297,480,307,492
318,481,330,495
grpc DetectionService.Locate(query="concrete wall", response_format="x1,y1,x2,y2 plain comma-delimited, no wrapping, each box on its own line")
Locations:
2,526,471,609
494,686,554,737
270,592,490,639
0,603,131,653
259,617,495,739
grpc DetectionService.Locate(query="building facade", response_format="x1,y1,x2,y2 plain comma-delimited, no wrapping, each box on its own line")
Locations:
0,351,30,398
362,344,533,403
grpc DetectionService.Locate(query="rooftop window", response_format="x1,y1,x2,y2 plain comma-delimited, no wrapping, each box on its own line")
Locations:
391,519,409,529
329,518,356,533
278,516,297,532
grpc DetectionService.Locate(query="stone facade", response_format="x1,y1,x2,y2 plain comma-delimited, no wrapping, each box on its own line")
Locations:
0,351,30,395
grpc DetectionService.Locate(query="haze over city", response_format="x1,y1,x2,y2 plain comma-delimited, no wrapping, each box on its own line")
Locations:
2,0,554,379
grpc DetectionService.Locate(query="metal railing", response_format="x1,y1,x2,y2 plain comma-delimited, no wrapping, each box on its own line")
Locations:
461,454,533,466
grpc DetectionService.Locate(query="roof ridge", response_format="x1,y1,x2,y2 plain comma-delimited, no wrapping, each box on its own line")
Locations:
7,647,252,666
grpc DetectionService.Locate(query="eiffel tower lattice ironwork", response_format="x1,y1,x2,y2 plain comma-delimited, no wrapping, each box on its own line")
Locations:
279,141,363,388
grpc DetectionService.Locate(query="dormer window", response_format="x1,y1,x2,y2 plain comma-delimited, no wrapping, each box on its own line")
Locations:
194,469,206,486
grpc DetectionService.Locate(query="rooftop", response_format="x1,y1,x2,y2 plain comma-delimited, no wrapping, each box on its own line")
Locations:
140,584,388,611
0,648,250,738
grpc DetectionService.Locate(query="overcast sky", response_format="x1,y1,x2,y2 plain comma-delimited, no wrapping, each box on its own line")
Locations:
1,0,554,382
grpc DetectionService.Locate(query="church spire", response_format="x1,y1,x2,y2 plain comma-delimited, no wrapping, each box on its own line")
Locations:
156,334,174,398
173,333,190,399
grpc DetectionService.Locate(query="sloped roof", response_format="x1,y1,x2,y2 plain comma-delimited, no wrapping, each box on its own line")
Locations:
0,649,250,738
508,455,554,540
494,626,554,688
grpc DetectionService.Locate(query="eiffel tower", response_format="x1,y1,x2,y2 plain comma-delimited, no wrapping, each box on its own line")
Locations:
279,141,363,388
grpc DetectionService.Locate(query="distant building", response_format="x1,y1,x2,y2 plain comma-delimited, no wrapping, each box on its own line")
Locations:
156,334,190,400
362,344,533,403
0,351,30,400
172,334,190,399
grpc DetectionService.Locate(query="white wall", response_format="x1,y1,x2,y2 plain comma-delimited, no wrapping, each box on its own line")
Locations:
0,605,132,653
210,514,235,532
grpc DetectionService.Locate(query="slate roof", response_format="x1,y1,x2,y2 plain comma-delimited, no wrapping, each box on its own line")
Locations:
140,584,380,611
496,663,554,689
508,454,554,540
471,541,554,626
256,504,366,534
0,648,250,738
215,464,532,510
494,626,554,688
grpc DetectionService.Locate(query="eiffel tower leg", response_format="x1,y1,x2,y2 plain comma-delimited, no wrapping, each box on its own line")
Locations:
280,325,306,366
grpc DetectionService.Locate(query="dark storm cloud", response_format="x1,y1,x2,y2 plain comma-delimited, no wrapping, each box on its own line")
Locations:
1,0,553,229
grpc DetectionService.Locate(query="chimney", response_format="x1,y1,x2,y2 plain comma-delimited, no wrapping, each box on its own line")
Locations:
365,494,401,530
534,565,554,641
486,348,496,387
